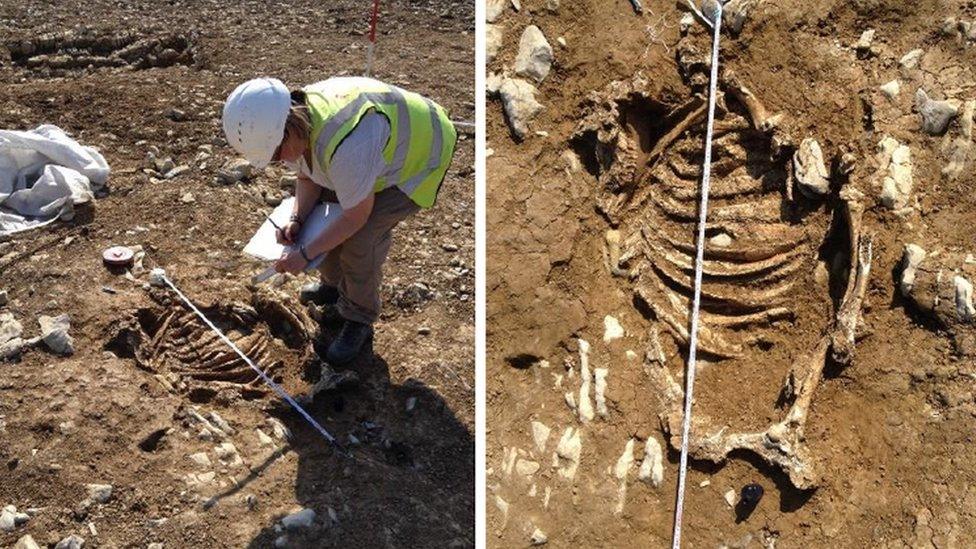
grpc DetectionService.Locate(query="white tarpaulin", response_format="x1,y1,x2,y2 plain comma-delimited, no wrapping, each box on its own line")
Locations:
0,125,110,236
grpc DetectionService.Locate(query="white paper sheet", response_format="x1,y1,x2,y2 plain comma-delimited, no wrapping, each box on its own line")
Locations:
243,197,343,274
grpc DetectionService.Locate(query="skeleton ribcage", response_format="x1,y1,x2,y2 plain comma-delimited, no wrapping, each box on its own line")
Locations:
147,305,282,386
633,112,810,358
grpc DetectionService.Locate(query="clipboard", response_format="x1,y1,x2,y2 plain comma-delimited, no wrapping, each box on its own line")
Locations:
243,197,344,283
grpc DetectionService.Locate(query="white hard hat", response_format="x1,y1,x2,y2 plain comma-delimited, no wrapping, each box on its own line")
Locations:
222,78,291,169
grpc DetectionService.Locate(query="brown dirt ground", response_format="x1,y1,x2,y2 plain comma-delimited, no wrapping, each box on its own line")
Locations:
0,0,474,547
488,0,976,547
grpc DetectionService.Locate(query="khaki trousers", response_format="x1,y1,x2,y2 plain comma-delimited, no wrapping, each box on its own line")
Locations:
317,187,420,325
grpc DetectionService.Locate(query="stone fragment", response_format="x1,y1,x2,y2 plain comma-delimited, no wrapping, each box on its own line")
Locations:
0,507,15,531
638,436,664,487
516,459,540,476
54,535,85,549
498,78,543,140
281,508,316,530
793,138,830,197
39,314,73,355
514,26,553,83
555,427,581,479
15,535,41,549
577,339,594,423
486,0,506,22
955,276,975,321
856,29,875,55
487,24,503,64
876,136,914,210
899,244,927,296
188,452,211,467
494,495,510,530
603,315,624,342
899,48,924,70
880,80,900,99
86,483,113,504
916,89,959,135
530,527,548,545
724,489,737,507
531,421,550,454
943,100,974,180
216,158,252,185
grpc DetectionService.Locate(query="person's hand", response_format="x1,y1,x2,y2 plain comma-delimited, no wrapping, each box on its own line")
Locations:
276,221,301,245
274,248,308,274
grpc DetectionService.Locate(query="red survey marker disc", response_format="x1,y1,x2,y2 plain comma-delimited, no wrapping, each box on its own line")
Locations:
102,246,135,267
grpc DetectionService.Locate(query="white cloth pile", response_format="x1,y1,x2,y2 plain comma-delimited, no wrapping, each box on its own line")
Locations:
0,125,110,236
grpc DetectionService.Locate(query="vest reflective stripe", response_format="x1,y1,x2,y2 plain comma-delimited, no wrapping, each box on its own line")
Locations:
400,97,444,196
306,78,455,209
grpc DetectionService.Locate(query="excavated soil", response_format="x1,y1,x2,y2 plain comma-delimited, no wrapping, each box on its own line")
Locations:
488,0,976,547
0,0,474,547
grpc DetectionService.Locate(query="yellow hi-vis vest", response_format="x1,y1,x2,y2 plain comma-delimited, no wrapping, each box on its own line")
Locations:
305,77,457,209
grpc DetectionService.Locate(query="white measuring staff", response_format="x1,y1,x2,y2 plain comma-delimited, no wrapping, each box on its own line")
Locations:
671,1,725,547
157,271,346,455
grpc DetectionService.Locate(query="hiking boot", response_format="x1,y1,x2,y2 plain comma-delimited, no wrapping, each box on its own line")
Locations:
299,282,340,306
325,320,373,365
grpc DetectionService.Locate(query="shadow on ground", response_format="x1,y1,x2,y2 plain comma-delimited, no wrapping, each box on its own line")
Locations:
244,346,474,548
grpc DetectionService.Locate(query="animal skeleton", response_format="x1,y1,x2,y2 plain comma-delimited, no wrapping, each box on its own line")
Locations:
574,66,873,489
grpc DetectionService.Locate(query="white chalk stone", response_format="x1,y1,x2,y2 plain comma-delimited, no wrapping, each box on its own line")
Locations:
556,427,582,480
899,48,924,69
594,368,609,418
502,446,518,477
516,459,541,476
954,276,975,321
877,136,914,209
724,489,737,508
614,438,635,515
149,268,167,287
514,25,554,83
498,78,544,140
487,24,503,64
794,138,830,197
531,527,548,545
638,437,664,487
531,421,551,454
899,244,927,296
188,452,211,467
85,483,113,504
577,339,594,423
494,495,510,530
614,439,635,480
880,80,900,99
603,315,624,342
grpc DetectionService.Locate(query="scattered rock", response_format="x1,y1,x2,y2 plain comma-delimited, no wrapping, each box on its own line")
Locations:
188,452,211,467
59,420,77,435
555,427,581,479
899,244,927,296
514,26,554,83
709,232,733,247
498,78,543,140
54,535,85,549
793,138,830,197
638,436,664,487
955,276,975,321
899,48,924,70
942,99,974,180
880,80,900,100
215,442,243,468
256,428,275,447
724,488,737,508
724,0,753,34
14,535,41,549
876,136,914,210
603,315,624,342
486,72,504,96
39,314,74,355
486,0,506,22
85,483,113,504
916,89,959,135
164,165,190,179
217,158,252,185
180,192,195,204
265,192,282,207
0,506,15,531
0,312,25,359
0,290,8,306
149,268,167,287
530,527,548,545
155,157,176,174
855,29,875,56
487,25,503,64
493,495,510,530
281,508,316,530
166,108,186,121
515,458,540,476
531,421,550,454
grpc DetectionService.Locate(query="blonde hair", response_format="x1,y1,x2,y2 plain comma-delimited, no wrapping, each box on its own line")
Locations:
284,104,311,141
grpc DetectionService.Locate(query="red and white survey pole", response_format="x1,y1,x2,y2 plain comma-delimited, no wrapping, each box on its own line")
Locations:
365,0,380,77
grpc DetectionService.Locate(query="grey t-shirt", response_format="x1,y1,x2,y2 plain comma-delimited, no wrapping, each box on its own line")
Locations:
287,110,391,209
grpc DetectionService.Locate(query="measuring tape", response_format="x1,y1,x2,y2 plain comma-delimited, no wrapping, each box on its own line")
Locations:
365,0,381,77
671,2,726,547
